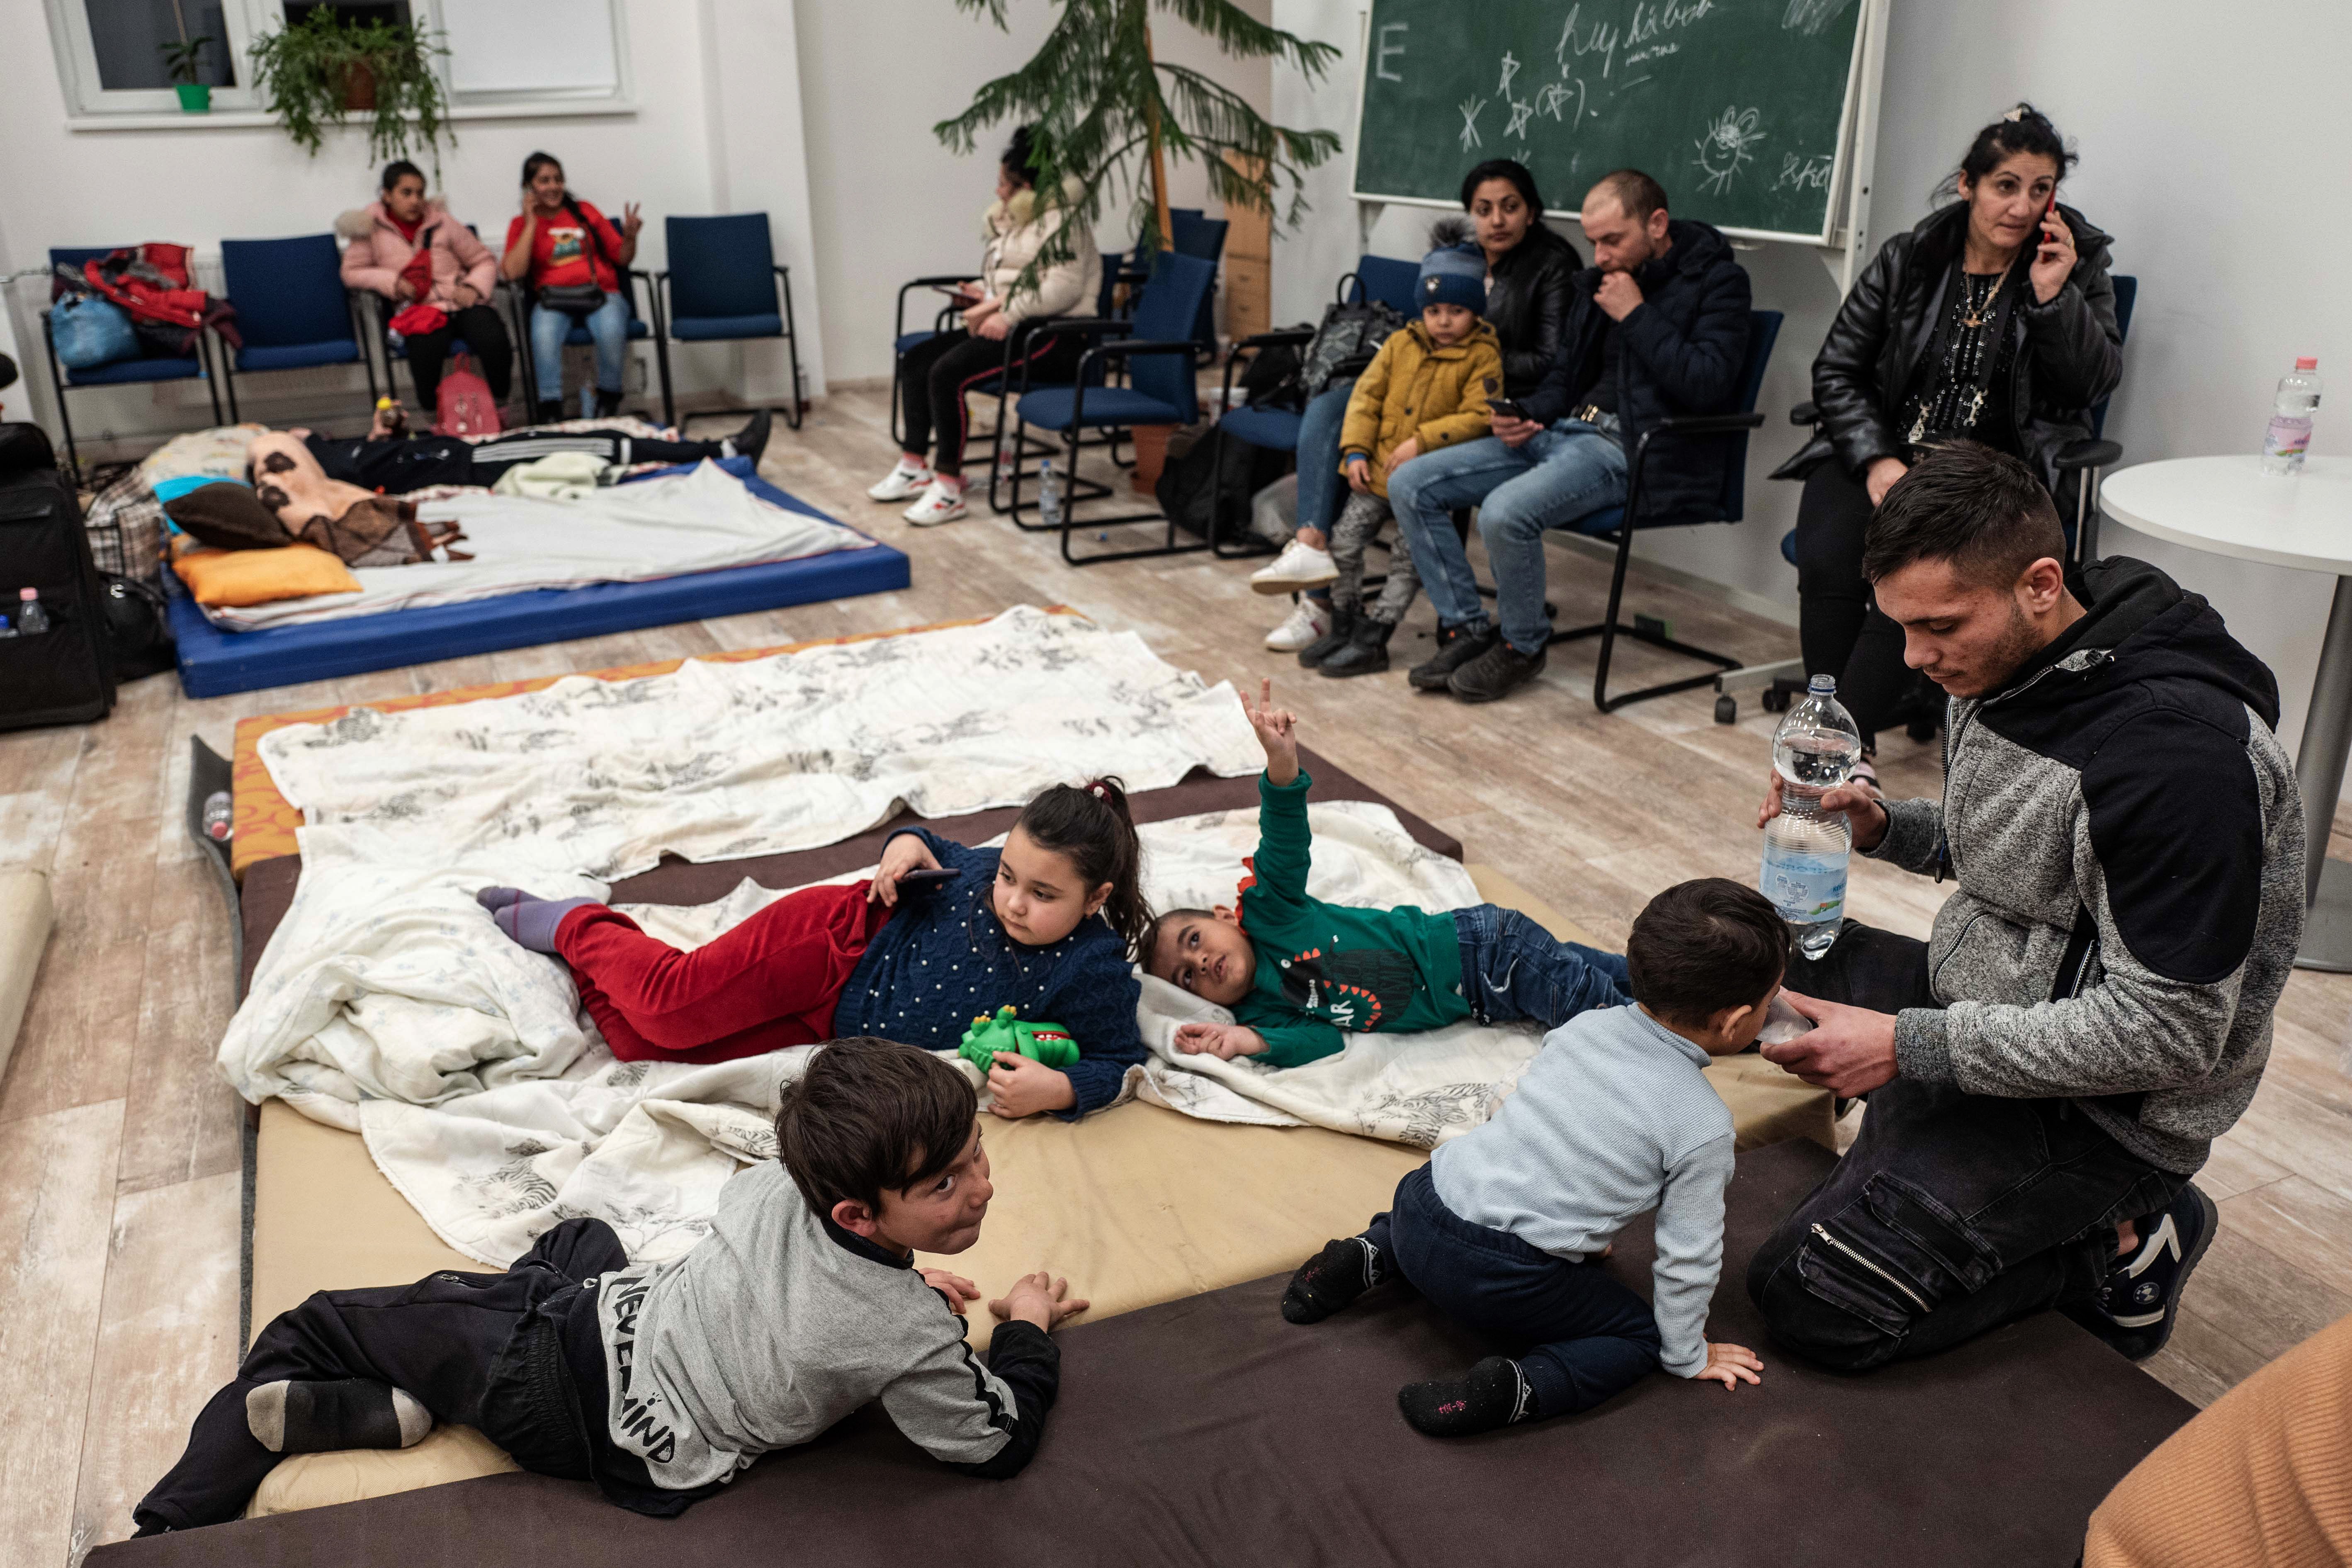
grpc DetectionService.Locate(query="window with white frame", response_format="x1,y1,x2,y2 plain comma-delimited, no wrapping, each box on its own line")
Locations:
48,0,629,121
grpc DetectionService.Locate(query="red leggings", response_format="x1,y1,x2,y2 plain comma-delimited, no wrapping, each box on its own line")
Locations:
554,880,889,1064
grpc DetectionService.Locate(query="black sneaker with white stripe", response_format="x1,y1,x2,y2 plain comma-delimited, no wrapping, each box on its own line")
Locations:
2085,1183,2218,1360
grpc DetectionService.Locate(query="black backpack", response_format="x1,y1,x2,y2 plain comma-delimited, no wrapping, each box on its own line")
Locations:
0,423,122,731
1299,299,1406,399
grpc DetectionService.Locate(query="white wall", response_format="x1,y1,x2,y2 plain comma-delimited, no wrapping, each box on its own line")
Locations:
1272,1,2352,780
0,0,826,445
797,0,1273,387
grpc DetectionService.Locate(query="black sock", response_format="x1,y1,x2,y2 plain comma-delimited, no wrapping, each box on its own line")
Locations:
1397,1356,1533,1437
1281,1235,1383,1324
245,1378,431,1454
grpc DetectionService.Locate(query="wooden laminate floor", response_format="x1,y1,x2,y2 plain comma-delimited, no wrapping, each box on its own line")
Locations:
5,384,2350,1565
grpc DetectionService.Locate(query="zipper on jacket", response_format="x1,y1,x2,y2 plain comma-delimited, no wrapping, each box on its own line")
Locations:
1934,651,2109,883
1810,1223,1930,1314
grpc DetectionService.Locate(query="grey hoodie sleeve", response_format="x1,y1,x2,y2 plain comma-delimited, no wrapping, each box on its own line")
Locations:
1650,1132,1735,1377
1864,795,1945,878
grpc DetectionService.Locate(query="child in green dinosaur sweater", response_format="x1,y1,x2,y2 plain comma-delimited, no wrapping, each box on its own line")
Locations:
1144,680,1631,1067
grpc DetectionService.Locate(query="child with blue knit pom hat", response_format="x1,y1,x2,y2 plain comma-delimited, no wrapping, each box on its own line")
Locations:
1294,221,1502,678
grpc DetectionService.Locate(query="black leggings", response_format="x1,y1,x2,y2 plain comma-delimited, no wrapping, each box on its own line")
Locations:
1792,462,1933,749
899,326,1082,476
307,427,734,493
399,303,514,409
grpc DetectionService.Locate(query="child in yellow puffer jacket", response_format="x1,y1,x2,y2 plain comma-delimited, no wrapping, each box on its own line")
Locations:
1301,238,1501,678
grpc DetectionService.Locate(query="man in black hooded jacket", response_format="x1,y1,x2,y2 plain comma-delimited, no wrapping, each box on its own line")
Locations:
1747,442,2303,1371
1389,168,1752,704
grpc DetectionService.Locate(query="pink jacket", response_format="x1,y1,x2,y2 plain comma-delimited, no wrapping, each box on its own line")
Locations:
340,199,498,310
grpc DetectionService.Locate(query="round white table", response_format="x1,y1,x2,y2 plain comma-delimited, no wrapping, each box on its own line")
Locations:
2102,454,2352,970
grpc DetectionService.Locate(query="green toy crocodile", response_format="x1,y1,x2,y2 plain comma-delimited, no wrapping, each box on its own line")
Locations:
957,1005,1079,1071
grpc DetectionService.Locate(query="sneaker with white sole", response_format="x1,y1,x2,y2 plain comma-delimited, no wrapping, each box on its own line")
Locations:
903,479,969,527
1251,538,1340,595
1265,597,1331,651
867,459,935,502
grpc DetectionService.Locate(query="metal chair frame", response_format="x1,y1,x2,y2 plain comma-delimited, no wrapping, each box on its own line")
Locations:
651,260,806,433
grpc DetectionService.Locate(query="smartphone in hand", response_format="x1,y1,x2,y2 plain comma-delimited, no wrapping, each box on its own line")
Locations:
895,868,962,890
1489,396,1530,422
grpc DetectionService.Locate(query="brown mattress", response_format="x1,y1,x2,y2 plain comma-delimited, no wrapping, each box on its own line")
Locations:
97,1138,2191,1568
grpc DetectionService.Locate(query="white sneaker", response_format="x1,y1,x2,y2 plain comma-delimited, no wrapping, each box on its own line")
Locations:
903,479,969,527
1264,597,1331,651
1251,538,1340,595
867,458,935,502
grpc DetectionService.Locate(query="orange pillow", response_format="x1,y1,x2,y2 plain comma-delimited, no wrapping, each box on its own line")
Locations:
172,542,361,608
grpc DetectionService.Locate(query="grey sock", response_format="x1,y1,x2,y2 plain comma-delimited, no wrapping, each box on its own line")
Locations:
246,1379,432,1455
492,896,599,954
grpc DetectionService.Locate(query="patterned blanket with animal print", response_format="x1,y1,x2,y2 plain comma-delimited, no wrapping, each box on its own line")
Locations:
220,804,1545,1266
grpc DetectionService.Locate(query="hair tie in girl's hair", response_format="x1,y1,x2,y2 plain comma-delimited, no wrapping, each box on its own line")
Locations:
2002,104,2029,122
1086,780,1110,801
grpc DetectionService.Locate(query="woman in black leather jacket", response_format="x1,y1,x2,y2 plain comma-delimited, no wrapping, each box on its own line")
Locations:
1785,105,2121,754
1258,159,1579,649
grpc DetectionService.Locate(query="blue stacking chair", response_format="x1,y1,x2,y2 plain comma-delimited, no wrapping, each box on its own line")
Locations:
653,214,806,431
41,245,223,482
217,234,377,422
1541,309,1783,712
1003,250,1218,566
1776,275,2138,569
1210,253,1422,559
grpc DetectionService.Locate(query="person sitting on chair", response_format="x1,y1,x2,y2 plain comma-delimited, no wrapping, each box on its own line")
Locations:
1385,169,1752,705
867,124,1094,529
501,151,644,426
340,160,515,416
1781,102,2121,770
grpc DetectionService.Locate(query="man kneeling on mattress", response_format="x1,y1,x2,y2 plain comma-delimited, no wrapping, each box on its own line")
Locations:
131,1040,1086,1534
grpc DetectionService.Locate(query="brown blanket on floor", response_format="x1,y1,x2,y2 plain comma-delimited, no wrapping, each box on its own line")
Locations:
93,1139,2192,1568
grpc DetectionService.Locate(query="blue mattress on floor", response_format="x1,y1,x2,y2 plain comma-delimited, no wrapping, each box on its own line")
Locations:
168,460,910,699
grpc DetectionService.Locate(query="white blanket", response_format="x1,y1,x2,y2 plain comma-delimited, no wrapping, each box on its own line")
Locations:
205,461,866,630
259,605,1266,879
226,805,1551,1265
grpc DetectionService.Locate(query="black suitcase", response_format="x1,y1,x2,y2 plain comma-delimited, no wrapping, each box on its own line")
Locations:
0,423,117,732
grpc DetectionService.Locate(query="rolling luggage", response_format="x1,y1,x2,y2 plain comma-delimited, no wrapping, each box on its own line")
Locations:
0,422,118,731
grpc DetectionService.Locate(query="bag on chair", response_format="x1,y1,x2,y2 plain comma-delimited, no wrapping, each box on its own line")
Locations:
1299,299,1405,400
434,352,502,438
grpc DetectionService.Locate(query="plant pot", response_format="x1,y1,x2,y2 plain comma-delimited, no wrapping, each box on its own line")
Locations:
1130,424,1176,494
175,82,212,112
341,63,376,111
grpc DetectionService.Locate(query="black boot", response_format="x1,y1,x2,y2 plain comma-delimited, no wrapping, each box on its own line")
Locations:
593,387,625,418
1447,638,1547,703
1409,620,1498,691
528,399,566,428
1297,603,1358,669
1319,615,1397,678
726,408,773,467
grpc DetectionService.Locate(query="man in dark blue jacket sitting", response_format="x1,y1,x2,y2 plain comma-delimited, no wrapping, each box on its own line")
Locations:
1388,169,1753,703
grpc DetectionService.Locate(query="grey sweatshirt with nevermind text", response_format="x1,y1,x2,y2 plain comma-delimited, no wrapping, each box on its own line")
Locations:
1430,1004,1734,1377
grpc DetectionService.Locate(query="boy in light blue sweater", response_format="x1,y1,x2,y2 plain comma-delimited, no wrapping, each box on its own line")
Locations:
1282,878,1781,1435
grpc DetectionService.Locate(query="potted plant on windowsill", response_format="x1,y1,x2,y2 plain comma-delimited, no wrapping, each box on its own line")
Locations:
160,34,213,112
248,4,451,173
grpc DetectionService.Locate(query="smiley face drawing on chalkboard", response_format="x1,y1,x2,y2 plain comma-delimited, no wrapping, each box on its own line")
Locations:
1693,106,1767,196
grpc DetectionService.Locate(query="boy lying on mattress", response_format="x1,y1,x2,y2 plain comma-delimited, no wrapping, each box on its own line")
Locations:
1144,678,1630,1067
133,1040,1087,1532
479,781,1150,1118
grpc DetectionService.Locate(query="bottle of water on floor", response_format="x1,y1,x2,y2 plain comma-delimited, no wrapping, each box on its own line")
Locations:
2262,357,2323,476
1038,459,1066,528
16,588,48,636
1761,674,1861,959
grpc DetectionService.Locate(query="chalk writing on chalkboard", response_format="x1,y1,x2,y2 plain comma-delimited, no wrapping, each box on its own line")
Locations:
1782,0,1857,36
1692,106,1766,195
1458,95,1487,152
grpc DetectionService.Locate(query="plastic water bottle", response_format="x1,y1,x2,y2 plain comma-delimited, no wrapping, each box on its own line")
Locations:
2262,357,2323,476
16,588,48,636
1760,674,1863,959
202,790,234,842
1038,459,1067,528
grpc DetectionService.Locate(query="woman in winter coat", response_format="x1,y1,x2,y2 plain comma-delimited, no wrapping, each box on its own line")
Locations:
1256,159,1582,652
1784,103,2122,756
869,124,1095,528
341,160,513,413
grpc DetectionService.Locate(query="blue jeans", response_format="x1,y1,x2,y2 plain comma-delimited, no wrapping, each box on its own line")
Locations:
1452,904,1630,1028
1293,378,1356,539
1388,423,1629,654
1366,1165,1663,1418
530,294,631,403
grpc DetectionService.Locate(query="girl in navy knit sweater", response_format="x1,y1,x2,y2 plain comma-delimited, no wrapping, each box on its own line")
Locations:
478,780,1150,1118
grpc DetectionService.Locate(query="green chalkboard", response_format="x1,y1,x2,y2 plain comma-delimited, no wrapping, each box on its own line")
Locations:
1351,0,1867,242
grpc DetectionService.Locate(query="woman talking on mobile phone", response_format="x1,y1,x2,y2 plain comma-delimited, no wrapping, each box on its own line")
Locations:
1781,103,2121,762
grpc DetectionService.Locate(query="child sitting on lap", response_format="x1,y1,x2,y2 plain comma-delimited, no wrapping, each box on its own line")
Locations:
133,1039,1088,1532
1143,679,1628,1068
1283,878,1781,1434
482,780,1149,1119
1272,229,1501,679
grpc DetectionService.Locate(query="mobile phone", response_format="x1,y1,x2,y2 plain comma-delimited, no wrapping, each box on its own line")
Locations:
1489,396,1530,421
896,867,962,889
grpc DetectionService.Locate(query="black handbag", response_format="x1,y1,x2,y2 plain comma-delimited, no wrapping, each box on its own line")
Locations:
536,282,607,316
